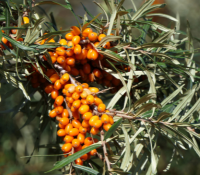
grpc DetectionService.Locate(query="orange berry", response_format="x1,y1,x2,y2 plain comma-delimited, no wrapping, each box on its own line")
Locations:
80,91,88,99
72,139,81,148
67,97,74,104
65,123,73,134
55,106,64,114
72,100,81,109
82,120,90,129
61,73,70,82
112,77,121,86
70,67,79,76
79,126,87,134
98,34,106,41
98,103,106,112
58,123,66,129
86,95,94,105
75,85,83,93
59,118,69,126
65,32,74,40
66,57,75,66
88,32,98,41
93,69,103,79
46,69,56,77
82,48,88,59
61,109,69,118
64,65,72,72
51,56,57,63
57,56,65,64
59,39,68,46
50,74,60,83
71,26,81,36
68,128,79,136
62,143,72,152
83,63,91,74
51,90,59,99
54,80,62,90
64,135,74,143
80,153,88,161
65,84,74,90
109,117,114,124
89,73,95,82
82,28,93,37
82,145,89,149
67,85,76,93
88,49,99,60
87,49,93,59
72,110,80,119
11,28,17,34
49,109,57,118
75,145,82,152
66,49,74,56
101,114,110,124
103,123,112,131
57,129,66,137
77,133,85,144
94,42,100,47
72,36,81,45
55,95,64,106
23,16,29,24
103,42,111,49
89,115,99,126
67,41,74,50
84,137,93,145
72,119,82,128
82,112,93,120
89,87,99,93
82,83,89,88
94,97,103,106
79,105,90,114
72,92,80,100
90,127,99,135
81,99,87,105
89,149,97,156
93,120,102,128
74,44,82,54
44,84,54,94
75,158,83,165
71,106,77,112
56,47,65,56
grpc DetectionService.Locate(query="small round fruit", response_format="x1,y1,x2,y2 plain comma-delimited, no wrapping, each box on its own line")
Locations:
62,143,72,152
57,129,66,137
72,139,81,148
89,116,99,126
68,128,79,136
64,135,74,143
98,104,106,112
55,95,64,106
103,123,112,131
88,32,98,41
79,105,90,114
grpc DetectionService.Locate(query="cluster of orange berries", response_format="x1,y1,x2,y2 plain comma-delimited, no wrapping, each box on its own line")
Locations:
45,72,114,165
41,26,123,93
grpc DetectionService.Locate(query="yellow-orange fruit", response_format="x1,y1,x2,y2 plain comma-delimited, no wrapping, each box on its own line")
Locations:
62,143,72,152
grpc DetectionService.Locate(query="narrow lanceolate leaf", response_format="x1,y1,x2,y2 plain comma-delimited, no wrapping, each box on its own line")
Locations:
169,86,196,122
82,13,102,31
97,35,121,48
146,13,179,24
144,123,157,174
35,1,72,10
73,164,100,175
98,50,127,63
156,112,172,122
134,43,176,50
132,93,156,110
109,168,130,174
107,86,126,109
45,143,101,173
135,103,161,117
104,118,122,141
2,33,36,52
120,125,131,171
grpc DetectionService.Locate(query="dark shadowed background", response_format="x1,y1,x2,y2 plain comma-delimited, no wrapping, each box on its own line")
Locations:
1,0,200,175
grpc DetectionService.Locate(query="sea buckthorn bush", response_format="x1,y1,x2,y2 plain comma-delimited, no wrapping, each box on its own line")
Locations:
1,0,200,174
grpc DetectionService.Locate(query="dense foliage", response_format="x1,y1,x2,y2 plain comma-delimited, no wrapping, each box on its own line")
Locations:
1,0,200,174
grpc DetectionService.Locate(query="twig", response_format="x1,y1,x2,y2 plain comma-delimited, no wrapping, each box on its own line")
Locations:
100,130,111,172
